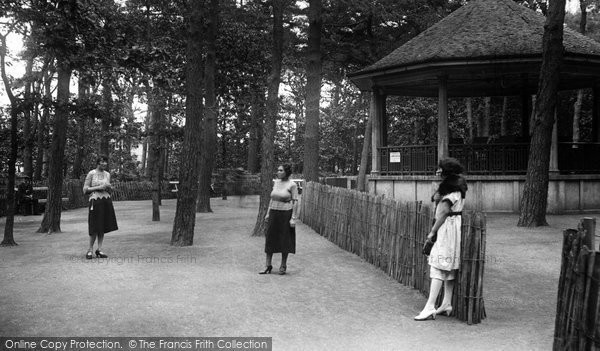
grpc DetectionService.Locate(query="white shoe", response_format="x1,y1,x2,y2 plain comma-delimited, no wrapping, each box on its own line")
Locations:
436,304,453,316
414,307,436,321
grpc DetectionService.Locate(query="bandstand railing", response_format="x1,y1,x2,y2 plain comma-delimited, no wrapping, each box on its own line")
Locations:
379,142,600,175
558,142,600,174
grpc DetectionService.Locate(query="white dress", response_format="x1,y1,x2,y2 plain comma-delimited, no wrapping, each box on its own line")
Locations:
429,191,464,280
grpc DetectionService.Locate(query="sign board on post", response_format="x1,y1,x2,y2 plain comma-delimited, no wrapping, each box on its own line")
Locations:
390,152,401,163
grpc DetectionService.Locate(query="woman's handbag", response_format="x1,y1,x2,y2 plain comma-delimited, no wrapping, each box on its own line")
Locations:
423,238,435,256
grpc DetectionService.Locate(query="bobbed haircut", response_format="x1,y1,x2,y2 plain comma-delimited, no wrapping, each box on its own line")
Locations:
438,157,464,177
96,155,109,165
281,164,293,179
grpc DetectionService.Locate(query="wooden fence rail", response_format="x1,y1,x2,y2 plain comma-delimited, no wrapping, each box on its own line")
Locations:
553,218,600,350
299,181,486,324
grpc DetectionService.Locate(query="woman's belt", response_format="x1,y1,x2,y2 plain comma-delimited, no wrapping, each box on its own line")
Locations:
448,211,462,217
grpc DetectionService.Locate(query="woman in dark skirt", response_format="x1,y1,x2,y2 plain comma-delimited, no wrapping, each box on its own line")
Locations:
259,164,298,275
83,155,118,259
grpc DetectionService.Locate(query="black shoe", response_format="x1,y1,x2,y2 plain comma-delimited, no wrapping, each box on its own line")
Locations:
258,265,272,274
86,251,93,260
279,266,287,275
95,249,107,258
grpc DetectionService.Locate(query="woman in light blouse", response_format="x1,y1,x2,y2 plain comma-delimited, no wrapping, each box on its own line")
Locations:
259,164,298,275
83,155,118,259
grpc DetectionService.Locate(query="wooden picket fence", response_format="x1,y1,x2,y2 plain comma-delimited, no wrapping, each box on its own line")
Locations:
553,218,600,350
299,181,486,324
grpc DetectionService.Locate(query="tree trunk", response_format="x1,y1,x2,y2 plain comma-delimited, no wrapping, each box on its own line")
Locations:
141,111,149,177
158,127,165,206
413,119,421,144
1,33,19,245
247,88,264,173
1,108,19,246
580,0,587,35
530,95,536,136
72,75,88,179
100,78,112,157
197,0,219,213
478,97,491,137
357,93,372,192
252,0,286,237
38,63,72,234
517,0,566,227
23,55,34,178
35,65,53,181
466,97,474,143
147,88,164,221
303,0,322,183
351,125,358,174
171,0,205,246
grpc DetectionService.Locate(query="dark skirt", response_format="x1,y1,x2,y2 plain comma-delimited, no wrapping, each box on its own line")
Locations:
265,209,296,254
88,197,118,236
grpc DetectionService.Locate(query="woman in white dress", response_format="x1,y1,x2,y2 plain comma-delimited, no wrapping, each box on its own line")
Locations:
83,155,118,259
415,158,467,321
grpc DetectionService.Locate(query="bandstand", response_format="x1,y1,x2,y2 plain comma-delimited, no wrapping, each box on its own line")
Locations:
348,0,600,213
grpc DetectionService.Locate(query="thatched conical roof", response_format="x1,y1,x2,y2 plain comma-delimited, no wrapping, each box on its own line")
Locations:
349,0,600,97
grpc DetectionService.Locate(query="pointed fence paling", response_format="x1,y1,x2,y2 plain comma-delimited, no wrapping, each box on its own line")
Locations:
553,219,600,350
299,181,487,324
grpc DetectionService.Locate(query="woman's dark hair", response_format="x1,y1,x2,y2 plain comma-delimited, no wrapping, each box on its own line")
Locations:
96,155,109,165
438,157,464,177
437,158,467,198
281,164,293,179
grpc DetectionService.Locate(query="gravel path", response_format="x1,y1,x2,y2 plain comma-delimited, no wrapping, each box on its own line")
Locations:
0,197,595,350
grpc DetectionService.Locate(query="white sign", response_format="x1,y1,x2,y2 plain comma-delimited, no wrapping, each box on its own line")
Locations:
390,152,401,163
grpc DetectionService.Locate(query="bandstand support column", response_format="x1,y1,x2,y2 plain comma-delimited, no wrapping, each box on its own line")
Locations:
549,107,559,173
381,94,388,147
520,74,531,138
593,83,600,142
438,75,449,161
370,91,385,175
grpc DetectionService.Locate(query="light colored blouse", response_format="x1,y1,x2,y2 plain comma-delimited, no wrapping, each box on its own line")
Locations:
269,179,298,211
429,191,464,271
84,170,112,201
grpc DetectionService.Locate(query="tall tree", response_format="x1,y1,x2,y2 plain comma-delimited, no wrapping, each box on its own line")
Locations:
100,77,113,157
518,0,566,227
22,49,34,178
147,87,164,221
466,97,474,142
34,62,53,181
252,0,286,237
357,99,372,192
303,0,322,182
501,96,508,136
197,0,219,213
1,25,21,246
171,0,204,246
37,0,88,233
72,74,89,179
247,87,264,173
37,60,71,233
477,97,491,137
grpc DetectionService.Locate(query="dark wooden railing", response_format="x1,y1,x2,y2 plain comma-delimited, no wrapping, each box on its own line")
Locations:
379,143,529,175
558,142,600,174
380,145,437,175
451,143,529,175
379,142,600,175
